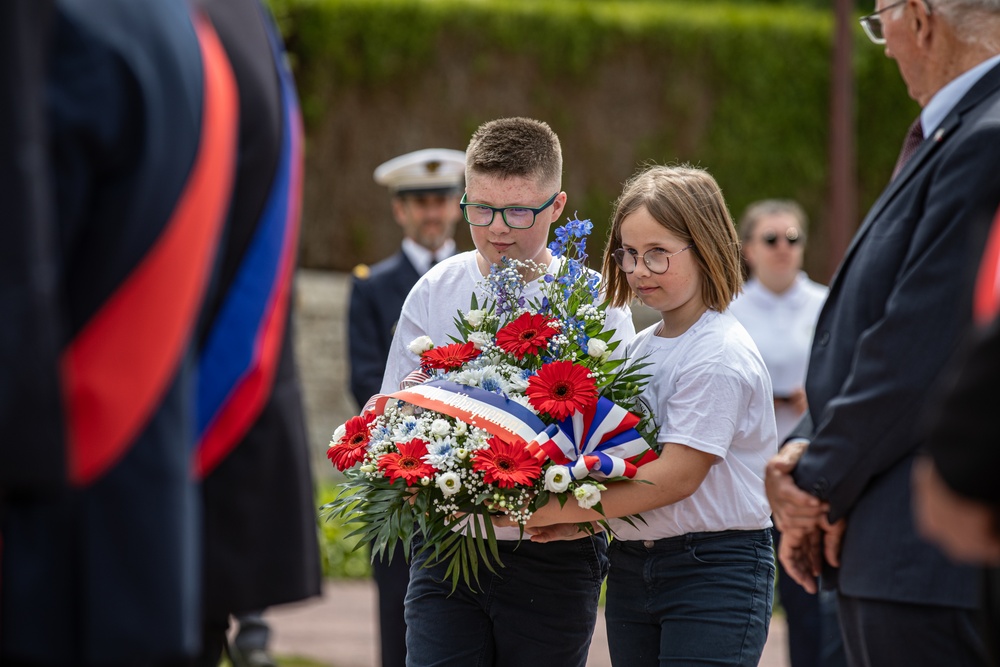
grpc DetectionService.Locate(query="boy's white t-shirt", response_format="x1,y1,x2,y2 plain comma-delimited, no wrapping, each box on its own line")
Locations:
609,309,776,540
378,250,636,541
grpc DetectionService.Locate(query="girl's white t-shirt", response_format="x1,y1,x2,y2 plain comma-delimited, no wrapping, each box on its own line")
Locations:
609,309,776,540
378,250,636,541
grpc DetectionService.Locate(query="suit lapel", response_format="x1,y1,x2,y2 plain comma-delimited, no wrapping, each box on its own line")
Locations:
828,61,1000,291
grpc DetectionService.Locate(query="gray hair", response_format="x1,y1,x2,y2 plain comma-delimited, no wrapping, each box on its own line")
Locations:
934,0,1000,50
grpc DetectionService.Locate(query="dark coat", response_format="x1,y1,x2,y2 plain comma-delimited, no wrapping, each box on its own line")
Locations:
192,0,321,620
791,62,1000,608
0,0,66,497
348,251,421,408
1,0,237,662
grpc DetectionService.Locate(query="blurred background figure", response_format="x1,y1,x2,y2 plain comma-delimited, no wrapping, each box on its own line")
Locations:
190,0,321,665
1,0,239,663
348,147,465,667
729,200,844,667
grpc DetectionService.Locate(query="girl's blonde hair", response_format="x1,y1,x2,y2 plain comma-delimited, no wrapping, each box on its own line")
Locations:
601,165,743,311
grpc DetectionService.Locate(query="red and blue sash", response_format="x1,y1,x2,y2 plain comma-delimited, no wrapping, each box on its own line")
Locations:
193,12,303,477
60,14,238,487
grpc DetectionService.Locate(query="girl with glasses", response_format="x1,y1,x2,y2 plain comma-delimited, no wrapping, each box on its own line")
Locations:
524,164,776,667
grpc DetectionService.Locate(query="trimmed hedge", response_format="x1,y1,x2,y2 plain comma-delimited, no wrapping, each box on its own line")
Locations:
272,0,917,281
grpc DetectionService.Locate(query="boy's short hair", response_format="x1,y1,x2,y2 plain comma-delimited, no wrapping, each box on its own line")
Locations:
737,199,809,244
465,117,562,190
602,164,742,312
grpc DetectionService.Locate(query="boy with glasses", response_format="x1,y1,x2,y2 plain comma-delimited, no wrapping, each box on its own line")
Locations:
379,117,635,666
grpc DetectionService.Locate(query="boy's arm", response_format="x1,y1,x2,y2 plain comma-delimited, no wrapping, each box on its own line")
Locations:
378,282,428,396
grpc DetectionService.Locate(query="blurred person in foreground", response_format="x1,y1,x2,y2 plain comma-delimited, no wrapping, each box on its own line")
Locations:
764,1,1000,664
348,147,465,667
914,203,1000,664
189,0,321,665
729,200,844,667
1,0,238,663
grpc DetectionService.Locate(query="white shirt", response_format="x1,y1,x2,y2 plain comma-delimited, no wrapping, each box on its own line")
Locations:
609,310,776,539
380,250,636,540
922,53,1000,139
401,237,456,276
729,273,828,439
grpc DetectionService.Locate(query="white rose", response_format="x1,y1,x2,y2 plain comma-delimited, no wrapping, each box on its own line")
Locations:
574,483,602,509
408,335,434,354
586,338,609,360
437,471,462,496
430,419,451,437
464,309,486,328
544,466,571,493
468,331,492,350
331,423,347,443
454,422,468,437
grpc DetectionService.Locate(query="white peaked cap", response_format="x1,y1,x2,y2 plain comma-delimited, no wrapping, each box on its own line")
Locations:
373,148,466,195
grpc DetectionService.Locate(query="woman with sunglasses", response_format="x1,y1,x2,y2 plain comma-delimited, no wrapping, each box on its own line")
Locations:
729,199,843,667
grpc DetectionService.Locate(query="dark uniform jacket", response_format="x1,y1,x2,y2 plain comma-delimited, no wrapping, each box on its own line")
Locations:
348,250,421,408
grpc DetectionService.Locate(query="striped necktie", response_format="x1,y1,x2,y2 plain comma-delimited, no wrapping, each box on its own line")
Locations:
891,118,924,181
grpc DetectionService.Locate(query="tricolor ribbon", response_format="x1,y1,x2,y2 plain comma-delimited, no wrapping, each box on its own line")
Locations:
372,380,656,480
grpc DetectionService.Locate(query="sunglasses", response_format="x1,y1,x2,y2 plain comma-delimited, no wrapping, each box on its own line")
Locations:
759,228,802,247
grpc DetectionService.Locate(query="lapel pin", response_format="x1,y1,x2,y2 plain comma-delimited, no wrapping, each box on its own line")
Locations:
933,128,945,142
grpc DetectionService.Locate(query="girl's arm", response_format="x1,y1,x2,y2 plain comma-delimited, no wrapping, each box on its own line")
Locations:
526,442,716,527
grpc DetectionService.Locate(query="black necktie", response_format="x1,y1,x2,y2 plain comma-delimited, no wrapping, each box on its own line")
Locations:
892,118,924,181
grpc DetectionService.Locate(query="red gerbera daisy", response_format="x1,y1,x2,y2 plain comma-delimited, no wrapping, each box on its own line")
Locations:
472,436,542,489
421,341,481,371
495,313,559,359
327,413,377,471
378,438,437,485
526,360,598,421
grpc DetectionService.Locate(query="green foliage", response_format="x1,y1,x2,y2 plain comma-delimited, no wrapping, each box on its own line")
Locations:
316,479,373,579
269,0,917,280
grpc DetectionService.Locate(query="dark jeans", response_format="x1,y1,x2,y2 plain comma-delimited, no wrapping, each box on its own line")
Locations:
605,529,774,667
404,534,609,667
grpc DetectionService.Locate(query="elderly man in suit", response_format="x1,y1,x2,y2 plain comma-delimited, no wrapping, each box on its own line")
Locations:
347,147,464,667
764,1,1000,665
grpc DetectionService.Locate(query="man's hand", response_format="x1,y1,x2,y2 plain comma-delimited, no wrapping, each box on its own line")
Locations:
765,440,828,536
820,516,846,568
913,456,1000,565
778,526,823,593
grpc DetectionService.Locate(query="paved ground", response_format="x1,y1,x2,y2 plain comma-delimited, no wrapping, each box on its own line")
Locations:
264,579,790,667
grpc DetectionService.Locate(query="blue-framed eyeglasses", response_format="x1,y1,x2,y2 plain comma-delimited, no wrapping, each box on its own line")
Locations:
460,192,559,229
612,244,694,275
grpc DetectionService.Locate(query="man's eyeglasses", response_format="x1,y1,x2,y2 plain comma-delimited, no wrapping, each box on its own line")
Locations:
758,228,802,247
612,244,694,275
460,192,559,229
859,0,909,44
